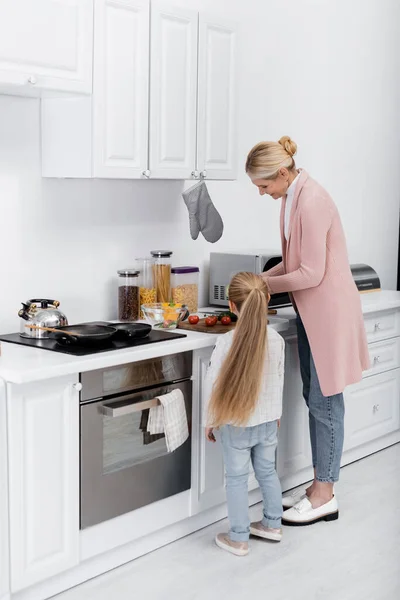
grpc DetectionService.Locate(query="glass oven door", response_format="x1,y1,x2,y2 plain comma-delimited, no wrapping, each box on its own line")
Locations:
80,379,192,529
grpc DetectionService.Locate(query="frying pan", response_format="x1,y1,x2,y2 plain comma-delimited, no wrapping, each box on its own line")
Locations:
26,324,119,346
92,321,152,340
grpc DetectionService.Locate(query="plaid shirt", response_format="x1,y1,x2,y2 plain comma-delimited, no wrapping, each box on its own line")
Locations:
203,327,285,427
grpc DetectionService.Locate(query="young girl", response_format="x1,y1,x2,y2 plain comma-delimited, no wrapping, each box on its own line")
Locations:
204,272,285,556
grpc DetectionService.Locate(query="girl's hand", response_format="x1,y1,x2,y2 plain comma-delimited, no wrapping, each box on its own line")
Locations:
205,427,216,443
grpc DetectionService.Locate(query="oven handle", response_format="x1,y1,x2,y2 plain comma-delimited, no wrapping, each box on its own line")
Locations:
100,395,162,418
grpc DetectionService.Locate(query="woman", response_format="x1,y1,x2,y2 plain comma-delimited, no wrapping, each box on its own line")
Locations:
245,136,370,526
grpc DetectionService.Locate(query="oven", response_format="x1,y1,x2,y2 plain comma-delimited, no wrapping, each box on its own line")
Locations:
80,352,192,529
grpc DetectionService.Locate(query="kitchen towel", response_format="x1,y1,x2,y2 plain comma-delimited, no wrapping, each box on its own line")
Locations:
148,389,189,452
182,180,224,243
139,409,165,445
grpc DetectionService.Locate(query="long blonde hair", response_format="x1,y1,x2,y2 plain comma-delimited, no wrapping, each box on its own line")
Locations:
245,135,297,180
208,272,270,427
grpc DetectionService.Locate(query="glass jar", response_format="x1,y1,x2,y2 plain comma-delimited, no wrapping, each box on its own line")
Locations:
135,258,156,318
117,269,140,321
171,266,200,313
150,250,173,303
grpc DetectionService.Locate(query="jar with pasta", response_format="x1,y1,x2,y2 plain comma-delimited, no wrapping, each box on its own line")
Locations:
171,266,199,313
150,250,173,303
136,257,157,318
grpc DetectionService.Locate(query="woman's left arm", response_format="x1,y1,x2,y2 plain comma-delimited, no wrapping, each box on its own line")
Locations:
263,197,333,294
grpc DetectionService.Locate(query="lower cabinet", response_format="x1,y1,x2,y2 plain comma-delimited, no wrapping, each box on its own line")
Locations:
7,375,80,592
277,334,313,490
0,381,10,600
191,347,226,514
343,368,400,452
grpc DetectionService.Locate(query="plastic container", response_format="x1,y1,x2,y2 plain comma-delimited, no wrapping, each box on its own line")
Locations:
117,269,140,321
136,258,156,318
171,267,200,313
150,250,173,303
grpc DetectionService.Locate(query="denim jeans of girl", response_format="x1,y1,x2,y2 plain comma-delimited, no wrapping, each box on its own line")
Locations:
220,421,282,542
296,315,345,483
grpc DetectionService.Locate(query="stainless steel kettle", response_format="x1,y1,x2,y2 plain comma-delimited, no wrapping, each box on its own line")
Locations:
18,299,68,338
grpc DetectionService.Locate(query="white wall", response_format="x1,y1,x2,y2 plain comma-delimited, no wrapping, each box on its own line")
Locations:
0,0,399,333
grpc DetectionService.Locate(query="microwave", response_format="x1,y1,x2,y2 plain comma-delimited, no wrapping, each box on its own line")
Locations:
209,251,291,309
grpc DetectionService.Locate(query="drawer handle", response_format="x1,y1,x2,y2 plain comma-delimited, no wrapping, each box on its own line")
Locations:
373,355,380,366
373,404,380,413
374,323,381,332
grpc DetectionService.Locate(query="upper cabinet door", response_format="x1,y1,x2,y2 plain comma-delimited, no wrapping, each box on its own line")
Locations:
197,15,237,180
93,0,150,178
0,0,93,94
149,1,198,179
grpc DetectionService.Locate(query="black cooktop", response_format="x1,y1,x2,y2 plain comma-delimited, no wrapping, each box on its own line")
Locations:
0,329,186,356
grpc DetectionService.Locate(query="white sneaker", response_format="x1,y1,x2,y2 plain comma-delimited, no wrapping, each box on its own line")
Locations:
215,533,249,556
282,496,339,526
282,488,307,509
250,522,282,542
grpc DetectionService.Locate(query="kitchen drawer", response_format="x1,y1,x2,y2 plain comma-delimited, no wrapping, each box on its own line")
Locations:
344,369,400,451
364,337,400,377
364,310,400,343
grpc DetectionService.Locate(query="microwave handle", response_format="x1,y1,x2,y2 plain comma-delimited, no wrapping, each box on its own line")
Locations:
101,395,161,418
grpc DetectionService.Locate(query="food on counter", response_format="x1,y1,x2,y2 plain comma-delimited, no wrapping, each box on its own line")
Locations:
142,302,187,330
152,264,171,303
172,283,199,313
221,316,232,326
139,287,157,319
205,316,218,327
217,311,238,322
188,315,200,325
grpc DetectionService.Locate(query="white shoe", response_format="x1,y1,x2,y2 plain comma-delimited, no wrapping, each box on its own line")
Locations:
215,533,249,556
282,496,339,526
250,522,282,542
282,488,307,509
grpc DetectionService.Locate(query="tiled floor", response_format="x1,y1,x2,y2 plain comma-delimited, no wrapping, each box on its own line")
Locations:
57,444,400,600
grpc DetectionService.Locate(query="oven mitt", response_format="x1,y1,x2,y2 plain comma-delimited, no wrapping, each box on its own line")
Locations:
182,181,224,243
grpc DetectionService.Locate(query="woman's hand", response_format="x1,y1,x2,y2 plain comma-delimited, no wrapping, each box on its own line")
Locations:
205,427,216,442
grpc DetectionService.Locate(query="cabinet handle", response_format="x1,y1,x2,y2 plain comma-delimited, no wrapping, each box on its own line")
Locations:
374,322,381,332
73,382,83,392
142,170,151,178
373,404,380,413
27,76,37,85
200,170,207,179
373,355,380,366
191,170,199,179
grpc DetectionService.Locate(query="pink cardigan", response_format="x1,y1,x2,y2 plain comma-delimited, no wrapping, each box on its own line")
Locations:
264,170,370,396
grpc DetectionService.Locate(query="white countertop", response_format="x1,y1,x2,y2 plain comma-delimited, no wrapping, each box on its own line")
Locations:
1,290,399,385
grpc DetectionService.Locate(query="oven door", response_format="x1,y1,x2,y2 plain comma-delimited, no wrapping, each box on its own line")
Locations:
80,379,192,529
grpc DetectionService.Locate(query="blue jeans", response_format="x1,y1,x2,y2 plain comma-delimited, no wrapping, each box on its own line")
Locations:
297,315,345,483
220,421,282,542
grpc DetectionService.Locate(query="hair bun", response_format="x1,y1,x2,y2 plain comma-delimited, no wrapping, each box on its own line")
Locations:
278,136,297,158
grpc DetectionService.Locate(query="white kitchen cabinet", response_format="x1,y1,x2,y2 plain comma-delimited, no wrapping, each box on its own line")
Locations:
93,0,150,178
0,0,93,95
42,0,150,178
149,1,198,179
196,15,237,180
277,334,313,491
0,381,10,600
42,1,237,181
343,369,400,452
7,375,80,592
191,347,226,514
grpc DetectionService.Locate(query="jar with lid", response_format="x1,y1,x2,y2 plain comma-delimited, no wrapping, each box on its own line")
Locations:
117,269,140,321
171,267,200,313
135,258,156,318
150,251,173,303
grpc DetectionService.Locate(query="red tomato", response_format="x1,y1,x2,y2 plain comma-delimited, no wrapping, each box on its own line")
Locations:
205,316,217,327
188,315,200,325
221,316,231,326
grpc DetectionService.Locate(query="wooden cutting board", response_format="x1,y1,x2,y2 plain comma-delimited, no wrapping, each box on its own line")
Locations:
178,318,236,334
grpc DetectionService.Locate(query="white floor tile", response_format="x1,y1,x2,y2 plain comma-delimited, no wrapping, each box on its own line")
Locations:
56,444,400,600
